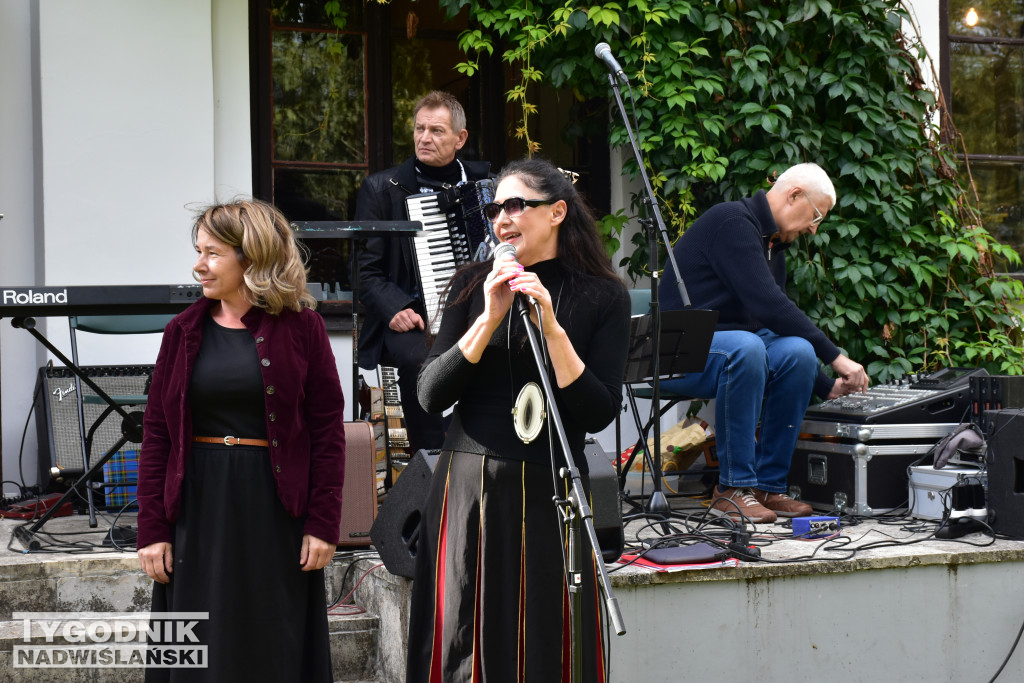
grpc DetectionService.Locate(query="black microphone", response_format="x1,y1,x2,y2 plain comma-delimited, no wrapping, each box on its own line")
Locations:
492,242,537,307
594,42,628,83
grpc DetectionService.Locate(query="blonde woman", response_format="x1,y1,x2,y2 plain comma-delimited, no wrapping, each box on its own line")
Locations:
137,199,345,682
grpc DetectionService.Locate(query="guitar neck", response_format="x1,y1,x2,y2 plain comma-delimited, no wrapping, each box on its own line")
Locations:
379,366,408,455
380,366,404,415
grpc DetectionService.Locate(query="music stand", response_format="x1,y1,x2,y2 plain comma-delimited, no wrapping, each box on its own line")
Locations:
620,308,718,515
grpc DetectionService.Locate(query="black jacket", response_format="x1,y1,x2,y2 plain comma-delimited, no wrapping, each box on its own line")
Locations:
353,156,492,369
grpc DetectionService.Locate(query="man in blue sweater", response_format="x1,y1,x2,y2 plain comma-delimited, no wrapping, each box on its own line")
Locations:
660,163,868,523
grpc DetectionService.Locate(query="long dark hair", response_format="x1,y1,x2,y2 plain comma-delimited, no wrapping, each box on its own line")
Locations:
498,158,618,281
441,158,620,314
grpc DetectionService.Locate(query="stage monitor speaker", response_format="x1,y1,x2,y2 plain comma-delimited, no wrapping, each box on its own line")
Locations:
370,442,624,578
370,449,440,579
34,365,153,491
338,420,377,547
584,439,625,564
985,408,1024,538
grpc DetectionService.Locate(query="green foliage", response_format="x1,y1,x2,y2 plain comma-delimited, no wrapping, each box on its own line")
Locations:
436,0,1024,380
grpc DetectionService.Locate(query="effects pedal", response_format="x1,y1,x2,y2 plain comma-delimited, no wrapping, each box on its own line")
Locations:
792,516,840,539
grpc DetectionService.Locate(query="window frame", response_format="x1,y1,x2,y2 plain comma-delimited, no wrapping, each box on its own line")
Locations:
940,0,1024,276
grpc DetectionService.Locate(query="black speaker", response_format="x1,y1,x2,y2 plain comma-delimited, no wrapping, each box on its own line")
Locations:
370,443,624,578
34,365,153,491
370,449,440,579
584,439,625,564
985,408,1024,537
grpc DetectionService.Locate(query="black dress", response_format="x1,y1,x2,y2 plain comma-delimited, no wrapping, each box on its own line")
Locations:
407,259,631,683
147,317,332,683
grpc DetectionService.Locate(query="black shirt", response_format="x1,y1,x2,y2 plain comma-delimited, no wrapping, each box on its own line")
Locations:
189,316,267,440
418,259,631,468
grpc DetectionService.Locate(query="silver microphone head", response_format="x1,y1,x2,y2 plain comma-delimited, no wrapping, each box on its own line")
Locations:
493,242,517,261
595,42,610,58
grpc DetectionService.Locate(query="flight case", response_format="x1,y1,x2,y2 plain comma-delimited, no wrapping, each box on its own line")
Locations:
787,368,983,516
789,423,958,516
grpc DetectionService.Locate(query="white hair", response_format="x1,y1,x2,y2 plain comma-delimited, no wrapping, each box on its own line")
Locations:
773,163,836,208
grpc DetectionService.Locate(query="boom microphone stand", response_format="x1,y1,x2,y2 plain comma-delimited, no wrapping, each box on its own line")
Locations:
598,43,691,518
513,294,627,683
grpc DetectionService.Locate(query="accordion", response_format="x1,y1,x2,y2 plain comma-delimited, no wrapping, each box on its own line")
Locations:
406,179,495,334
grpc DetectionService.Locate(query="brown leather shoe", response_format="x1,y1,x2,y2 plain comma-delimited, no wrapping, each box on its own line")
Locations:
709,486,777,524
752,489,813,518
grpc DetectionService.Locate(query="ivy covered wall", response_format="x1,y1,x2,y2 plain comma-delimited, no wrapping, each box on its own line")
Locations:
438,0,1024,380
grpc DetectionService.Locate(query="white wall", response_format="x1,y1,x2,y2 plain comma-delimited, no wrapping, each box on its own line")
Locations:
0,0,256,492
905,0,942,96
212,0,254,202
0,0,42,493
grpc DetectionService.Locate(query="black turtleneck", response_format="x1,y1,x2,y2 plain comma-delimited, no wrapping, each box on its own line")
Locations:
417,259,631,469
415,156,463,190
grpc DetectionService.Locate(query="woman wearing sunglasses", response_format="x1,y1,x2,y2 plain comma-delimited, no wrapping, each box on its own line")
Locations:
406,158,631,682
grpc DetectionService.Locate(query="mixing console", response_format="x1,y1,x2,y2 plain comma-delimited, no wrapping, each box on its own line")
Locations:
803,367,985,424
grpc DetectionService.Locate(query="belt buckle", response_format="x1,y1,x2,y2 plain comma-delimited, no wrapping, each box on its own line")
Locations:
223,436,237,446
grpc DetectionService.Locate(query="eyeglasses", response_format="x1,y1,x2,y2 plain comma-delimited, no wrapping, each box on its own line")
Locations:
804,194,826,226
482,197,550,222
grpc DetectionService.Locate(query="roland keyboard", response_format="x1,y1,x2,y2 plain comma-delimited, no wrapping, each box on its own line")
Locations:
0,283,325,318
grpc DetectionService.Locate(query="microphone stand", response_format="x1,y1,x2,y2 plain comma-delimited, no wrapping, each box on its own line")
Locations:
605,70,690,519
513,296,626,683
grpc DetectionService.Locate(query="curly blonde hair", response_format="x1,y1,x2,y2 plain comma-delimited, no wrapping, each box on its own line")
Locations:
191,199,316,315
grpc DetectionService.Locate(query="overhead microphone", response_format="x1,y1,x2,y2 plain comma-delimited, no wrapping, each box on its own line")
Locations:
492,242,537,307
594,42,628,84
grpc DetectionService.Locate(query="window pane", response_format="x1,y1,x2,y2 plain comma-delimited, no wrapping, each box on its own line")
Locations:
971,163,1024,272
390,39,438,165
273,168,362,221
951,42,1024,156
270,0,364,27
274,168,365,291
949,1,1024,39
387,1,474,167
272,30,366,164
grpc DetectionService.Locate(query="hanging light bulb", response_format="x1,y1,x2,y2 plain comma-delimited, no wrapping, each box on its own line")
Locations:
965,7,979,27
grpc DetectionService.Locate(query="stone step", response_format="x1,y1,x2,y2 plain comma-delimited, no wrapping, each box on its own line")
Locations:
0,611,379,682
0,539,384,682
0,555,150,618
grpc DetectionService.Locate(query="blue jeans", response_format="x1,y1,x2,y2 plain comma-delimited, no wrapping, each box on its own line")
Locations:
660,329,817,493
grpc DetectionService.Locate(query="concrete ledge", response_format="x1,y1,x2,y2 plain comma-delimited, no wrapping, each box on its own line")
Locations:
610,543,1024,586
327,555,409,683
328,612,380,683
0,555,149,618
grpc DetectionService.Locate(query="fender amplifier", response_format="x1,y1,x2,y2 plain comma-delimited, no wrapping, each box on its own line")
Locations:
34,365,153,491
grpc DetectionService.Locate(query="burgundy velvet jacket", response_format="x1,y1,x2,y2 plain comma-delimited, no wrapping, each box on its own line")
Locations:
136,296,346,549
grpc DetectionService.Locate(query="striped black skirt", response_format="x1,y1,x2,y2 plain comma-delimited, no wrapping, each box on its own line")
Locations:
406,449,606,683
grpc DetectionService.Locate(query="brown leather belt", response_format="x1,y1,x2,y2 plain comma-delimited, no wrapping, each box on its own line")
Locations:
192,436,270,447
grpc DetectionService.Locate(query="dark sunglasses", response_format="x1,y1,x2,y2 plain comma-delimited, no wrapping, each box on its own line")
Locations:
482,197,550,222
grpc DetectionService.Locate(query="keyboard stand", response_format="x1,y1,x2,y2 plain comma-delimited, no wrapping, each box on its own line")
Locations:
10,317,145,549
